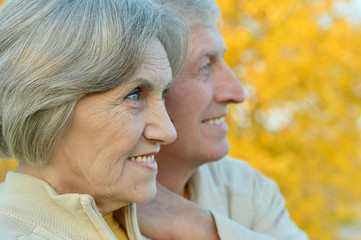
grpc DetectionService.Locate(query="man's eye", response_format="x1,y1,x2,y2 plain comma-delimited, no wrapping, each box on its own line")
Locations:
202,62,211,70
126,88,143,100
162,88,169,100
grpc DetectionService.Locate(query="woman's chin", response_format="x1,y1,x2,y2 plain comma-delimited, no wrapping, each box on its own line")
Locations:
133,185,157,204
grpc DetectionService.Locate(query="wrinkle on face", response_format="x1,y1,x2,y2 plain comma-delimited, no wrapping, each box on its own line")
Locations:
36,38,174,214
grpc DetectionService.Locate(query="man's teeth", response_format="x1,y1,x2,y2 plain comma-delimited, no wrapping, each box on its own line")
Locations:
204,117,225,125
129,155,155,163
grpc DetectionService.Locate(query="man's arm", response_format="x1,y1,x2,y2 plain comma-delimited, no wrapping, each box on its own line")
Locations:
137,182,220,240
137,183,279,240
137,158,308,240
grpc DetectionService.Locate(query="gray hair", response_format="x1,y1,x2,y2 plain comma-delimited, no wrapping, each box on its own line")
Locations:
153,0,221,28
0,0,188,166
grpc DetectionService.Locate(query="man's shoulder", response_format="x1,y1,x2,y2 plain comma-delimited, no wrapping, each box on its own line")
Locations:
0,182,5,193
199,156,261,179
196,156,278,194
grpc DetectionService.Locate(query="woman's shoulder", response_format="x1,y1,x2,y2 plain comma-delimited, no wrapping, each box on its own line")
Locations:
0,211,35,240
0,219,72,240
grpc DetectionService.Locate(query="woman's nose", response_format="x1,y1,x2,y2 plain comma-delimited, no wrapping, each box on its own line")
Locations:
143,103,177,145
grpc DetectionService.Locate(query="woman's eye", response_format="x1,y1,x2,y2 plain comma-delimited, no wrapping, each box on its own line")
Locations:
126,88,143,101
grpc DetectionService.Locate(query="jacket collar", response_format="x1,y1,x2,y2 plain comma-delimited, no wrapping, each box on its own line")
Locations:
1,172,141,240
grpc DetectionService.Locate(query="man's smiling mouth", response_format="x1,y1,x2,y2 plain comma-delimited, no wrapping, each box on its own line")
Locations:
202,116,225,125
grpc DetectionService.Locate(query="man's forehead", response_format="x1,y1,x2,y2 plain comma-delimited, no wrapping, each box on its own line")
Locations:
189,25,226,60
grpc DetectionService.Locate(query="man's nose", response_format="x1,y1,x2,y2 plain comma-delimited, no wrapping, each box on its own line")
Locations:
214,61,245,104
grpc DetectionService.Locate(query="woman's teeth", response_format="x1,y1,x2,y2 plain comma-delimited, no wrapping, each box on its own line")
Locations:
129,155,155,163
203,117,225,125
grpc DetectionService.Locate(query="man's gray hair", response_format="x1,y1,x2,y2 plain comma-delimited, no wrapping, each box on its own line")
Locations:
153,0,221,27
0,0,188,166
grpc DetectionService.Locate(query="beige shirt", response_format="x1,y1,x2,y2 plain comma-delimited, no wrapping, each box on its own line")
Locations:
0,172,142,240
186,156,308,240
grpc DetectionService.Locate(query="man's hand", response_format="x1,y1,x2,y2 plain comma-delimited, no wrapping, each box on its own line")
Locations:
137,182,220,240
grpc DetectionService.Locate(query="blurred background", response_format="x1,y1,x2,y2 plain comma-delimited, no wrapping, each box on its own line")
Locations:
1,0,361,239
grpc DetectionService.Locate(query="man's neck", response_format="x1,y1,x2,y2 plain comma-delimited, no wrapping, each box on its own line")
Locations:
156,157,199,194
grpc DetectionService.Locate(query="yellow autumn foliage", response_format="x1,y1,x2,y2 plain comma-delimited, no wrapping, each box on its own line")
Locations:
0,159,17,183
1,0,361,239
217,0,361,239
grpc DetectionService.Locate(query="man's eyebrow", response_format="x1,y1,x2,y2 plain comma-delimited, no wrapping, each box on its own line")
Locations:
198,47,227,60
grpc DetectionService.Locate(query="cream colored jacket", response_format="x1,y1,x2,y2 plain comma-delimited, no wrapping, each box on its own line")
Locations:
0,172,142,240
186,156,308,240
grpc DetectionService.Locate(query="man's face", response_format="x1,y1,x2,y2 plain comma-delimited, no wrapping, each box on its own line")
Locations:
158,25,245,167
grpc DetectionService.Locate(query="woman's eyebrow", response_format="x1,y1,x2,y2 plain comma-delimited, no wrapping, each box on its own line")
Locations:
134,76,173,90
131,78,154,90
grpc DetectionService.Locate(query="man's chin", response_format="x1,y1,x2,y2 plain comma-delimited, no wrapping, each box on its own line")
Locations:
200,141,230,164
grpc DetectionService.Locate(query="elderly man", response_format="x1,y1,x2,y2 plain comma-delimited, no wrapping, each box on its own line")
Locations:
137,0,308,239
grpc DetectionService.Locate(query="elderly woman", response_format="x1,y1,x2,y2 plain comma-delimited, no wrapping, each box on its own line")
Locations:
0,0,187,239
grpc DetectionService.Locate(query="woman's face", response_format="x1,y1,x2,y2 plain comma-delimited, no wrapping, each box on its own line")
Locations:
48,38,176,213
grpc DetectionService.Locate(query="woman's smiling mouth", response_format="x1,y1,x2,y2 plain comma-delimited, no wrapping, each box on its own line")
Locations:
129,155,155,163
127,154,158,171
